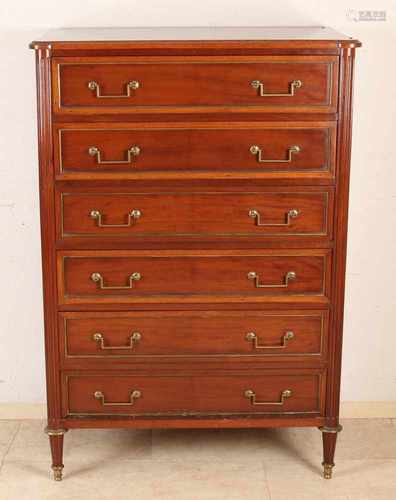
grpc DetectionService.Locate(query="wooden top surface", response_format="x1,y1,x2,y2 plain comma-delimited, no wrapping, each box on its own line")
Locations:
32,26,356,42
30,26,361,51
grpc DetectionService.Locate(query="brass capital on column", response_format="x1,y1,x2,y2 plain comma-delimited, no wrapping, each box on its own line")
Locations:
44,427,68,436
319,424,343,434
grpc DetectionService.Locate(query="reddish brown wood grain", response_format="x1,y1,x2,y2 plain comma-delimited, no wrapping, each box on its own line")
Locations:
31,28,360,479
325,47,357,429
34,47,63,431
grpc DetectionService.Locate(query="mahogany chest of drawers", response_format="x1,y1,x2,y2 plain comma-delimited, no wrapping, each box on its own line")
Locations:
30,27,360,481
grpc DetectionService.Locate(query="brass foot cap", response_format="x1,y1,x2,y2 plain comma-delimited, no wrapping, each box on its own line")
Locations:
323,463,334,479
52,466,64,481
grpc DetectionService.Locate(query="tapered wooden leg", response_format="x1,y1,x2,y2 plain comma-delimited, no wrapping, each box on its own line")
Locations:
45,428,67,481
319,425,343,479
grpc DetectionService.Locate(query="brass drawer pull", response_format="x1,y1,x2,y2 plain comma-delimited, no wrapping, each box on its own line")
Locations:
244,389,292,406
249,209,299,226
88,80,140,98
94,390,141,406
247,271,296,288
246,331,294,349
90,209,142,228
250,145,300,163
88,146,140,165
91,272,141,290
93,332,141,350
251,79,302,97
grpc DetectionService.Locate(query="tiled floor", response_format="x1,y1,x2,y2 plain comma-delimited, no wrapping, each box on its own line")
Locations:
0,419,395,499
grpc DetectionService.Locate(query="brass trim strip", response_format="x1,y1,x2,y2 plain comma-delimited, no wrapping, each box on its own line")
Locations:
66,409,321,417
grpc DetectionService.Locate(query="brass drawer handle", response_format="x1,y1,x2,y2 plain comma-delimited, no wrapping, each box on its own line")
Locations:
247,271,296,288
246,330,294,349
251,79,302,97
91,272,141,290
249,209,299,226
244,389,292,406
90,209,142,228
93,332,141,350
250,145,300,163
94,390,141,406
88,146,140,165
88,80,140,98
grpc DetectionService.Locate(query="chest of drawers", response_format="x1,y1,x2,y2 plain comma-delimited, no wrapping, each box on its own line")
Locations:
30,27,360,481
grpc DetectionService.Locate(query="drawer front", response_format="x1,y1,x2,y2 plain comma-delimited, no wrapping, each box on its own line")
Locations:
58,250,330,305
59,190,331,240
60,311,327,359
63,371,324,416
53,56,338,113
55,125,335,177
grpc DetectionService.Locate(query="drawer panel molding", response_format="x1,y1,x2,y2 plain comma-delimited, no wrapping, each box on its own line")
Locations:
55,124,336,178
58,190,332,240
53,55,338,114
59,311,328,360
57,250,331,305
63,371,325,417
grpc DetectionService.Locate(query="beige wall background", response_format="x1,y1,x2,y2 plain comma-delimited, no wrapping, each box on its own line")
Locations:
0,1,395,414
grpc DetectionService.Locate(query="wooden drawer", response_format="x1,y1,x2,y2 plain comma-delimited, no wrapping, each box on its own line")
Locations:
60,311,327,361
57,250,330,306
58,190,332,241
55,124,336,179
53,56,338,114
63,371,325,416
